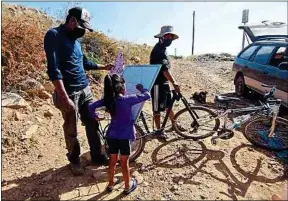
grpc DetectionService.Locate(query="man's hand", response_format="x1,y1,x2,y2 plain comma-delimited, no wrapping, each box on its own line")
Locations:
62,97,76,112
104,64,115,71
173,82,180,93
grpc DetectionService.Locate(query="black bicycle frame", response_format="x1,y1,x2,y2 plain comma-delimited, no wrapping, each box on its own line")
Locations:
138,90,200,135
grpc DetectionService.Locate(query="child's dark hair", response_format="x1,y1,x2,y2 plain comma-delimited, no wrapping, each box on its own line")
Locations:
104,74,125,115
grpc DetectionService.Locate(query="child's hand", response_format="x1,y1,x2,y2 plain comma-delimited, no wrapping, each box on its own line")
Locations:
136,84,144,91
95,113,105,121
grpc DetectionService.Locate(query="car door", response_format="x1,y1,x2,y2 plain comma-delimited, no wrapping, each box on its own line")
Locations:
267,46,288,106
247,45,277,94
234,45,260,87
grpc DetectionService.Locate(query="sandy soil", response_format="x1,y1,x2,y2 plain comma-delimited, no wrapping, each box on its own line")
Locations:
2,59,287,200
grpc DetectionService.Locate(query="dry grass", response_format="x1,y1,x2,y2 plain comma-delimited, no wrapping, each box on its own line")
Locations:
1,3,152,92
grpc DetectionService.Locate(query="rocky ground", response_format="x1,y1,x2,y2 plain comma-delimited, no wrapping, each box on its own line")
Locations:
1,58,287,200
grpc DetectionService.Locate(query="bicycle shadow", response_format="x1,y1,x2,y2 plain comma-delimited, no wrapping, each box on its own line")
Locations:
148,138,286,199
1,151,138,201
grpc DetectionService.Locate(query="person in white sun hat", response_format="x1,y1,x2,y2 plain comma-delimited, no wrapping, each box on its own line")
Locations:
150,25,186,141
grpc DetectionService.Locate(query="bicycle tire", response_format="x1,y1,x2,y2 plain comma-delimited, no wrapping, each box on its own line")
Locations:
244,116,288,150
103,124,146,163
173,106,220,139
129,124,146,162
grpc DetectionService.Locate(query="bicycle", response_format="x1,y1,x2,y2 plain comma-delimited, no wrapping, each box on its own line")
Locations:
98,90,219,162
172,84,288,151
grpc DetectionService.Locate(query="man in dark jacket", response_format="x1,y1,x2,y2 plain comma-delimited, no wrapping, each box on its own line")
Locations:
44,7,113,176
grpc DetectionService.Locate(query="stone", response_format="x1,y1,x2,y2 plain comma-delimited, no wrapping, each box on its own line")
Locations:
172,185,178,191
135,175,144,184
158,170,163,176
2,147,7,154
132,170,140,177
18,78,44,92
36,117,43,123
44,109,53,117
14,111,21,121
142,182,149,187
43,82,55,93
22,125,38,140
178,180,184,185
2,92,31,110
39,91,52,99
200,195,206,200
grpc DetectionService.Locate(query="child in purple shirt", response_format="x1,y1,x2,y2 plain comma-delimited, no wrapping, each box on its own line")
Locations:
88,74,150,195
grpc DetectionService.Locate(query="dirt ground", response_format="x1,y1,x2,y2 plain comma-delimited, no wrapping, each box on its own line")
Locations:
1,59,287,200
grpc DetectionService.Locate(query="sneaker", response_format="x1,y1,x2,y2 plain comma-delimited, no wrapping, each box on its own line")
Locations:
91,153,109,166
70,163,84,176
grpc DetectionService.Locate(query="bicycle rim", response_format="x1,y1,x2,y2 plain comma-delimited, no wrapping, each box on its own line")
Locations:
173,106,220,139
244,116,288,150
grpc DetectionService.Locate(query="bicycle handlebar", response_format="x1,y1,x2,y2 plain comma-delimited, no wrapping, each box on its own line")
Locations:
171,90,182,101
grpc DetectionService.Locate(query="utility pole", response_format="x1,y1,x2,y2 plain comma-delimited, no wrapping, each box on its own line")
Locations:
175,48,177,57
192,11,195,55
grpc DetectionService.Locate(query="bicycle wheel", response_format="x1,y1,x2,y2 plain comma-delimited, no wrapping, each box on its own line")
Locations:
129,125,146,162
173,106,220,139
104,124,146,163
244,116,288,150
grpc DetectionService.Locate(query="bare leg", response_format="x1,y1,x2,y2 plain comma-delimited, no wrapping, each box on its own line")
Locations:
167,109,175,122
108,154,118,187
120,155,130,190
154,113,161,130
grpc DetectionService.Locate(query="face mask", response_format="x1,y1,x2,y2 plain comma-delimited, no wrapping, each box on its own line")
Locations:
68,27,86,39
162,39,173,47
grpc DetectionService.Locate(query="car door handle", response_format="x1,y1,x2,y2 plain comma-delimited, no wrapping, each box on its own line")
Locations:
263,71,268,74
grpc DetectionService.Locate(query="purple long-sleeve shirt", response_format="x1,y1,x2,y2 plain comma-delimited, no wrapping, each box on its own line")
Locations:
88,89,151,140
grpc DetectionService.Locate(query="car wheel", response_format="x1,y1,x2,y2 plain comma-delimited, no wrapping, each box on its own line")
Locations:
235,75,248,96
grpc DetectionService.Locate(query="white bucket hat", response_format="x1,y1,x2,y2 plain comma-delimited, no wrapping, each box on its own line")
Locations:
154,25,179,40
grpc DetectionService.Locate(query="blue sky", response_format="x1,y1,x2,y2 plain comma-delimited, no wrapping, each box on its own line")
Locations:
8,1,288,56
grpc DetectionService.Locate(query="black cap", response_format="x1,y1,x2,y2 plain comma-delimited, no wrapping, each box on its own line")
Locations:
68,7,93,32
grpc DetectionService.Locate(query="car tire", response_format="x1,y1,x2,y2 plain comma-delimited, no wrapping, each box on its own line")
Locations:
235,75,249,96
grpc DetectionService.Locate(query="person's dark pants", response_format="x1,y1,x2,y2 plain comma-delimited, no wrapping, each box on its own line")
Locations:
53,86,104,165
151,83,172,114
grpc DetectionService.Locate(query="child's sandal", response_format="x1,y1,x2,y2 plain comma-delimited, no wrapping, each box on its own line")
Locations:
123,178,138,195
106,177,120,192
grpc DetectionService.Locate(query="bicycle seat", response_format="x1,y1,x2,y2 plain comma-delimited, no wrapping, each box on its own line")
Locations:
215,95,241,103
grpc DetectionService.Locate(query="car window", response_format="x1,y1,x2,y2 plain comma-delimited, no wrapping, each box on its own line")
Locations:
269,47,287,67
253,46,275,65
239,45,259,60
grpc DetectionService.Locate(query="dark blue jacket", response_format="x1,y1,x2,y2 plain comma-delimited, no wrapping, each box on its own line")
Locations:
44,25,98,94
